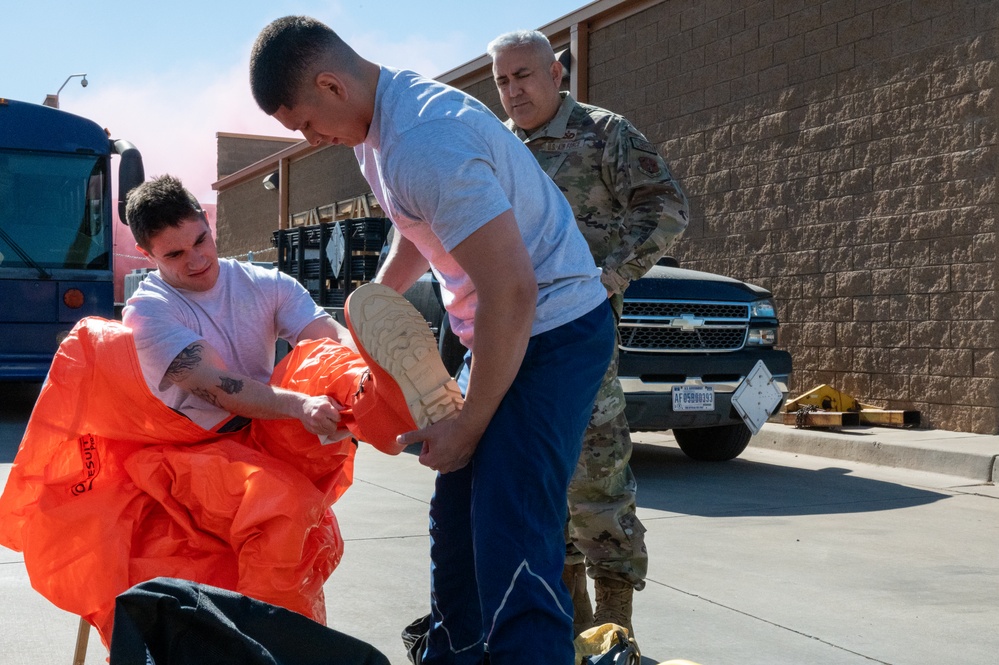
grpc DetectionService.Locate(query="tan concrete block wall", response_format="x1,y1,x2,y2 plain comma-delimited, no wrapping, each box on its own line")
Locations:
217,146,371,261
216,178,279,262
583,0,998,432
216,135,297,179
288,147,371,217
463,77,504,118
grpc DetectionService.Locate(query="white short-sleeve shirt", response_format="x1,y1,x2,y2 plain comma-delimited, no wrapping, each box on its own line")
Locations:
122,259,326,429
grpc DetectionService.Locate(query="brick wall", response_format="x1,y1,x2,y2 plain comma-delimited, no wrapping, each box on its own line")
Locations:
287,147,370,216
216,134,297,179
464,77,504,118
216,177,278,261
216,146,370,261
580,0,998,432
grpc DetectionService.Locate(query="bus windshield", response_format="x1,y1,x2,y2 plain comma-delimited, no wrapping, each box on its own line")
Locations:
0,151,109,272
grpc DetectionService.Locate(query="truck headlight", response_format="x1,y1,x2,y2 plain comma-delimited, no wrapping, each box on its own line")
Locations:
747,327,778,346
750,299,776,318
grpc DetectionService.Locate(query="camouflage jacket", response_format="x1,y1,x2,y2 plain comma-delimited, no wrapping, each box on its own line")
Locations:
508,93,689,298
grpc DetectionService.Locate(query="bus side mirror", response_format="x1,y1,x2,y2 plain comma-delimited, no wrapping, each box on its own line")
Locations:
113,139,145,224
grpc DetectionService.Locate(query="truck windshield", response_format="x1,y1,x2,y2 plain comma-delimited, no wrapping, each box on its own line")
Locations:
0,151,109,272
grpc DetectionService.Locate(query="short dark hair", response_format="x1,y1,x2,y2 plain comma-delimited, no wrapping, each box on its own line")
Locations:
125,175,205,250
250,15,342,114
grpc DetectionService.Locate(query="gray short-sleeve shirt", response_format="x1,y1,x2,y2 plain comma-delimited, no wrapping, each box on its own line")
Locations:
122,259,326,429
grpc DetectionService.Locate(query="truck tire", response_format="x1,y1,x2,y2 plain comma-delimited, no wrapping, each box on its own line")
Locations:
673,423,752,462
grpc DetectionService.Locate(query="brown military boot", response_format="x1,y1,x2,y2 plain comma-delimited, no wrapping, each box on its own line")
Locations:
593,577,634,637
561,562,594,636
345,283,463,451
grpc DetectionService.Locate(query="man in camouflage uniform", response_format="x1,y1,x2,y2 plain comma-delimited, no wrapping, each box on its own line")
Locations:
488,29,689,637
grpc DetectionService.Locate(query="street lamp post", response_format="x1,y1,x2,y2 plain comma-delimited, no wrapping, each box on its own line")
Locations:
42,73,88,109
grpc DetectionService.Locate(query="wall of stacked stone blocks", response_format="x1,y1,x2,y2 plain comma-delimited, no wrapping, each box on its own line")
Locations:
584,0,997,433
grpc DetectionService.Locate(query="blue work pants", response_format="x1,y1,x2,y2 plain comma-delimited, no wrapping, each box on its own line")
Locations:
422,301,615,665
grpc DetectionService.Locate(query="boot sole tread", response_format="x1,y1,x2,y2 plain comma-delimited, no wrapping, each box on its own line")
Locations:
347,284,463,429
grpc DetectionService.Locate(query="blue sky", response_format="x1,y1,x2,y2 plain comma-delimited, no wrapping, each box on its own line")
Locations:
3,0,587,202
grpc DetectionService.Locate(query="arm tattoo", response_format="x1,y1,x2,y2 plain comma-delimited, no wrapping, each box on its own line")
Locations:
217,376,244,395
166,343,204,381
188,377,240,409
166,343,243,405
191,387,222,408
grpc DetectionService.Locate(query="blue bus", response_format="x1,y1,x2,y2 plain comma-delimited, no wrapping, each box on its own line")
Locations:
0,98,144,380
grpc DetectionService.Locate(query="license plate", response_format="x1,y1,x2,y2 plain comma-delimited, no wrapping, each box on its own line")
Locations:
673,385,715,411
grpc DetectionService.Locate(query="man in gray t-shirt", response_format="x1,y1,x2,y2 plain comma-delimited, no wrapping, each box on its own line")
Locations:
123,174,458,450
125,257,332,431
251,16,616,665
122,175,357,439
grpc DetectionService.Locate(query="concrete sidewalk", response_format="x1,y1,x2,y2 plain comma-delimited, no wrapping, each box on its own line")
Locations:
753,422,999,482
634,422,999,483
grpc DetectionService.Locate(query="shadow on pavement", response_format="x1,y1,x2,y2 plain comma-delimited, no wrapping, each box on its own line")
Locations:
631,441,949,518
0,381,42,463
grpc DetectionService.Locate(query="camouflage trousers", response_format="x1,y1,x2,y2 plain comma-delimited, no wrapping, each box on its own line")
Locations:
566,331,648,590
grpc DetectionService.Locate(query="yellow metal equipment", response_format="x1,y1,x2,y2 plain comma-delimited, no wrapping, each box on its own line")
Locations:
784,384,921,428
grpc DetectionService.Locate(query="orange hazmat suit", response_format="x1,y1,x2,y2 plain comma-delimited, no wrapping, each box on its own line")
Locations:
0,317,410,646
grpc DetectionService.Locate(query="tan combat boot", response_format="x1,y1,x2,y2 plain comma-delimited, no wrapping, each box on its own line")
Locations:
562,561,594,636
593,577,634,637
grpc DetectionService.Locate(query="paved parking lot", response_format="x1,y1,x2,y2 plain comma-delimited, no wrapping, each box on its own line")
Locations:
3,427,997,664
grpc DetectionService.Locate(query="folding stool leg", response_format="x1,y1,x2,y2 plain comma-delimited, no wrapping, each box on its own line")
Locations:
72,617,89,665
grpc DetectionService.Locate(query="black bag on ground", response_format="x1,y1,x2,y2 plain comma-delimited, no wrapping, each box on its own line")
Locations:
401,613,432,664
109,577,390,665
